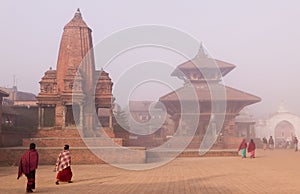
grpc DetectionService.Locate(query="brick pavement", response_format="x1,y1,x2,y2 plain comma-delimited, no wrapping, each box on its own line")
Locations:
1,149,300,194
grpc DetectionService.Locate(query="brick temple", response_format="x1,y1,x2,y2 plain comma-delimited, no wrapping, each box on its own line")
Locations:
1,9,145,165
36,9,113,135
159,45,261,149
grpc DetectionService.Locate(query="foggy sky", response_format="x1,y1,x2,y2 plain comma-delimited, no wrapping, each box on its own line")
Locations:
1,0,300,118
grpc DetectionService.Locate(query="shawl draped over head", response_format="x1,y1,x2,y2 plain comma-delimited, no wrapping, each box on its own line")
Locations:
238,139,247,151
248,140,256,152
55,150,71,172
18,149,39,179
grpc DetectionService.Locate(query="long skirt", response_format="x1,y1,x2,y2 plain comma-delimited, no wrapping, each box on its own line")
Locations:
249,150,255,158
241,148,246,158
56,166,72,182
26,170,35,191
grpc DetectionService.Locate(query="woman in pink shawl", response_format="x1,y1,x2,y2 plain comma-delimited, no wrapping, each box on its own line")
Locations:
248,139,256,158
17,143,39,193
238,139,247,158
55,144,73,185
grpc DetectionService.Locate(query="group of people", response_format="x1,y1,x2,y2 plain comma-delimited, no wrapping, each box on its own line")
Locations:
262,136,298,151
238,139,256,158
262,136,274,150
17,143,73,193
239,136,300,159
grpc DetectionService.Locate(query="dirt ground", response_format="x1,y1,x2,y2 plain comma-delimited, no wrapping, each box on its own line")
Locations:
1,149,299,194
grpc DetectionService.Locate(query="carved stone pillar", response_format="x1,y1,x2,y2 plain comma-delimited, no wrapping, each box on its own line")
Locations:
40,107,45,128
55,104,64,128
62,105,66,128
109,108,113,129
79,104,83,129
38,105,44,129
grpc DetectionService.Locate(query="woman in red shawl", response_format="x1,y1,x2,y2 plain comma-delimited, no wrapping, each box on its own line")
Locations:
17,143,39,193
248,139,256,158
238,138,247,158
55,144,73,185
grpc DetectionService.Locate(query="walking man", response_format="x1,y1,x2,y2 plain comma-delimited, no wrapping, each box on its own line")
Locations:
17,143,39,193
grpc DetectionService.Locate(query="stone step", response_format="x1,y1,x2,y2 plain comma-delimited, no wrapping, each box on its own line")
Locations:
35,128,114,138
0,146,146,165
146,149,238,163
35,128,81,138
139,136,240,149
22,137,123,147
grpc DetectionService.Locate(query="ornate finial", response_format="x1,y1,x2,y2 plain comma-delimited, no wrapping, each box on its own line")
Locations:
75,8,82,18
197,42,207,58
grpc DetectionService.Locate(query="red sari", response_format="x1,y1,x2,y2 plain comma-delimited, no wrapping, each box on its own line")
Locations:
56,166,72,181
55,150,72,182
238,139,247,151
248,140,256,158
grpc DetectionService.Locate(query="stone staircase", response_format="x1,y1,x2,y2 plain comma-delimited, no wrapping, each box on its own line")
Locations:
0,127,146,165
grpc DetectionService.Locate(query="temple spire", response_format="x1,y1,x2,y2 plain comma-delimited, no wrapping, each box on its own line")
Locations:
56,8,94,96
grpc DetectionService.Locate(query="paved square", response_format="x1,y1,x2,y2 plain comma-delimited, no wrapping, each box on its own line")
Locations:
1,149,299,193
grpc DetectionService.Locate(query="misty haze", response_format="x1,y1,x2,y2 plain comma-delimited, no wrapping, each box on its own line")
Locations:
1,1,300,194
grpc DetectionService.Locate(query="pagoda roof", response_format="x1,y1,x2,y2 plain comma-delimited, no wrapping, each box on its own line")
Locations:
172,59,235,78
65,8,89,29
159,83,261,104
172,45,236,77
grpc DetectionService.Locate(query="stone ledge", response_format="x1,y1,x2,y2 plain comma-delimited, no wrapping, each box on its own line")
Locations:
22,137,123,147
146,149,238,162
